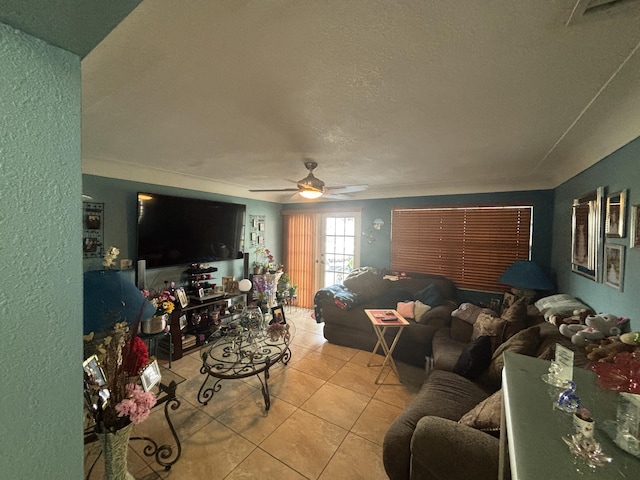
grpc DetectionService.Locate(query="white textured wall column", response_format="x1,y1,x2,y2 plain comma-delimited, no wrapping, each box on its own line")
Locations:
0,23,82,479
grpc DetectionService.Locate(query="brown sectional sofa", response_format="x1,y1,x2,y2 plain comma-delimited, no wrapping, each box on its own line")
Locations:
383,306,587,480
314,271,458,367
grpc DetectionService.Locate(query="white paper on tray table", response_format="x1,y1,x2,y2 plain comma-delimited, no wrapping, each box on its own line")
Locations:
555,343,574,382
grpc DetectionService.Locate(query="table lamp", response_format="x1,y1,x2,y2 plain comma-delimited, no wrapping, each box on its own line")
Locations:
498,260,555,303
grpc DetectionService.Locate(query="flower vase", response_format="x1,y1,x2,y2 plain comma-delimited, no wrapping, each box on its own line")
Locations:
96,423,135,480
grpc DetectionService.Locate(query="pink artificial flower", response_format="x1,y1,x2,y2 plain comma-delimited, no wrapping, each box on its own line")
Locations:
115,383,157,424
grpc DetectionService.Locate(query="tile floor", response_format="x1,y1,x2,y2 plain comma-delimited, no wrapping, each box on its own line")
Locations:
85,308,425,479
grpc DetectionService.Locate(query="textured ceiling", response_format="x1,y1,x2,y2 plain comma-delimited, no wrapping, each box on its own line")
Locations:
7,1,640,202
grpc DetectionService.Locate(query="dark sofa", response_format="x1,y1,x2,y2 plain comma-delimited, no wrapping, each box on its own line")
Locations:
314,270,458,367
382,305,588,480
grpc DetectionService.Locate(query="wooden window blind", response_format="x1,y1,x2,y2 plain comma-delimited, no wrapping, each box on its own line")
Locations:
391,206,533,292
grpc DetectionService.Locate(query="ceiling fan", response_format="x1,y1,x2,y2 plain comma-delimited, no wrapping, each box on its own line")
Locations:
249,160,369,199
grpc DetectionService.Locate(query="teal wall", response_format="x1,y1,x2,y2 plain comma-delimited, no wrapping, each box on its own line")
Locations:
0,23,82,479
82,175,283,288
552,136,640,331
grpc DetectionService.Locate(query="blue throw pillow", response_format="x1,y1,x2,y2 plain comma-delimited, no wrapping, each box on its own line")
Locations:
413,283,444,307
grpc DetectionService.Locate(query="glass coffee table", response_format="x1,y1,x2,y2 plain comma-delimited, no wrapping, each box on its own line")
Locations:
197,321,295,410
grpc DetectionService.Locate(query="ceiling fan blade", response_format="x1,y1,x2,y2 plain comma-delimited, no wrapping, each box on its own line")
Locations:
322,193,350,200
325,184,369,194
249,188,299,192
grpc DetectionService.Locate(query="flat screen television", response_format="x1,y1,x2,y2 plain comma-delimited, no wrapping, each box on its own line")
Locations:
136,192,246,268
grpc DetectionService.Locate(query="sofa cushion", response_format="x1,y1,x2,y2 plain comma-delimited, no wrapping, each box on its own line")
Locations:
480,326,541,390
414,283,444,307
453,336,493,380
397,301,415,319
472,313,507,350
413,300,432,323
343,268,386,299
458,389,502,437
452,302,497,324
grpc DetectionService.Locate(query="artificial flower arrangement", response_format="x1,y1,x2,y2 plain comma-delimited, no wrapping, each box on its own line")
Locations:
83,246,158,432
142,288,176,317
83,318,157,432
252,274,273,305
103,246,120,269
253,246,275,271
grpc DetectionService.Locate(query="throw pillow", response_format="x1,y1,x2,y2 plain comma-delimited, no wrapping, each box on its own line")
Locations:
472,313,507,351
451,302,497,325
482,326,541,390
458,390,502,437
501,297,529,341
453,336,493,380
413,283,444,307
396,301,415,319
413,300,432,323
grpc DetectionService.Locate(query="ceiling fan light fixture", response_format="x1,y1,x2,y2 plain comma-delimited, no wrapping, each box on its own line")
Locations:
299,189,323,199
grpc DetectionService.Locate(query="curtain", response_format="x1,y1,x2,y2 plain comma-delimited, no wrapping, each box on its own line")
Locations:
283,212,317,308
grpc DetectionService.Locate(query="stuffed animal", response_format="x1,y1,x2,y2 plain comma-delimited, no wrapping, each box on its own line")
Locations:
549,308,594,327
585,314,627,337
620,331,640,346
585,337,639,363
559,323,605,346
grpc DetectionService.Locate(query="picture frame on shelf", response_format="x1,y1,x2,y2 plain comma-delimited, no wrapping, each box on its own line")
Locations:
630,205,640,249
606,190,627,238
571,187,604,282
270,305,286,325
604,244,625,291
226,281,240,294
140,359,162,392
83,354,107,388
176,287,189,308
222,276,235,292
501,291,515,315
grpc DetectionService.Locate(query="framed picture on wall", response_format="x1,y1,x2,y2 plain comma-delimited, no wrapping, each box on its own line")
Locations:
605,190,627,238
630,205,640,249
571,187,604,282
604,244,625,291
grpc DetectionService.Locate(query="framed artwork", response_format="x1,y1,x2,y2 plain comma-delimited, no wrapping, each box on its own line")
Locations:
605,190,627,238
630,205,640,249
604,244,625,291
82,202,104,258
270,305,286,325
176,287,189,308
501,291,515,315
226,280,239,294
140,359,162,391
222,276,235,292
571,187,604,282
83,355,107,388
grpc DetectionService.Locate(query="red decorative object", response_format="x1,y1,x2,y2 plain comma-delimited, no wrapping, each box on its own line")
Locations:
124,336,149,376
590,351,640,394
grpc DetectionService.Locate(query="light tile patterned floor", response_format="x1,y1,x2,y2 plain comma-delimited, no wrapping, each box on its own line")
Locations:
85,308,425,479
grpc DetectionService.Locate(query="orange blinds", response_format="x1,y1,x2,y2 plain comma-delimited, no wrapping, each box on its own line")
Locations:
282,212,316,308
391,206,533,292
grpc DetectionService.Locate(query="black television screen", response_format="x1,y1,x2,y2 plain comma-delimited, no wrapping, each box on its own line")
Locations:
136,192,246,268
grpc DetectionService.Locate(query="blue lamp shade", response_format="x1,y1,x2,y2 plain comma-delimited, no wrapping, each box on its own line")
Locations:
83,270,156,335
498,260,555,291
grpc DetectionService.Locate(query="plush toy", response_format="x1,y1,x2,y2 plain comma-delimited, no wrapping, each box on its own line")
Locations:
548,308,594,327
620,331,640,346
559,323,605,346
585,337,639,363
585,314,627,337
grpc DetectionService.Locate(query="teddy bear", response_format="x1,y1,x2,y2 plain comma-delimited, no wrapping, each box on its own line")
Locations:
585,337,639,363
548,308,594,327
